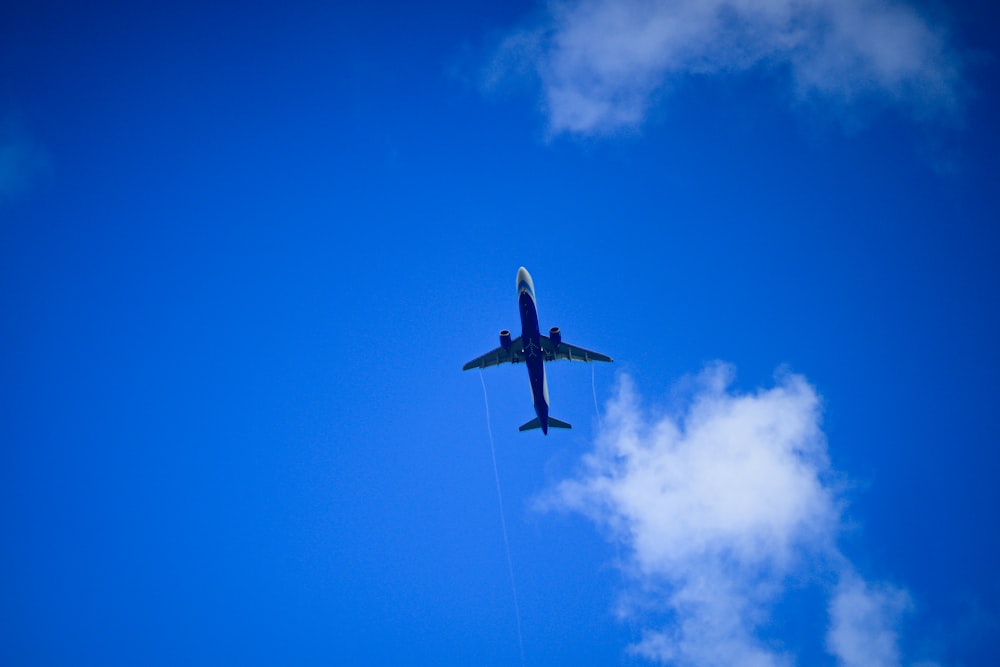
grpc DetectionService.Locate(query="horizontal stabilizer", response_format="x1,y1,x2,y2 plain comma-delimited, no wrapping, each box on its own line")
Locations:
518,418,541,432
548,417,572,429
518,417,572,432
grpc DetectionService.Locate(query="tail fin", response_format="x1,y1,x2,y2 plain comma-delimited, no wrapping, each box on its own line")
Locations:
518,417,572,432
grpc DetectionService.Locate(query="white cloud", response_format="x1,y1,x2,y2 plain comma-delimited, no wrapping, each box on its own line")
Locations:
553,366,835,576
827,570,911,667
541,365,920,665
489,0,961,134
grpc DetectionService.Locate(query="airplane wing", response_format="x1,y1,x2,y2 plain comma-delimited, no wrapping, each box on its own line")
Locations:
540,335,613,363
462,337,525,370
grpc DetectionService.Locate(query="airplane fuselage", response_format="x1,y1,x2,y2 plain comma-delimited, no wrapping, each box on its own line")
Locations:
517,268,551,433
462,266,612,433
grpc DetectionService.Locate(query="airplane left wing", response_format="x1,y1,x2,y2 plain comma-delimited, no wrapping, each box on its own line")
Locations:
462,337,525,370
540,336,613,363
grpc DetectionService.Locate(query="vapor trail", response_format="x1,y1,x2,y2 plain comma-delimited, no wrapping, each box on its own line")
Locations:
479,370,526,666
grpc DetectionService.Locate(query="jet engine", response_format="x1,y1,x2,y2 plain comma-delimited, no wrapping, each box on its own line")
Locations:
499,330,512,349
549,326,562,347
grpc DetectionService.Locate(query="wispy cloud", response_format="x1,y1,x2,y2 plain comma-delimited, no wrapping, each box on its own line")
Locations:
0,117,49,202
540,364,920,665
485,0,962,135
827,570,912,667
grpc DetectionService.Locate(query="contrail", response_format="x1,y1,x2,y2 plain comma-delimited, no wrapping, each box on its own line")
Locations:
479,369,526,666
592,364,602,429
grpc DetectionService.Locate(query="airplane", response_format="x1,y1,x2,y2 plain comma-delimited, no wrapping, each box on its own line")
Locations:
463,267,613,434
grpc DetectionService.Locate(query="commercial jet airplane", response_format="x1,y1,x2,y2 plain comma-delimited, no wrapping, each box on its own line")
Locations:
463,267,613,434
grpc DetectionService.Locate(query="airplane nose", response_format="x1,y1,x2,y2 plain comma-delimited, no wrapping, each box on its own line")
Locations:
516,267,534,296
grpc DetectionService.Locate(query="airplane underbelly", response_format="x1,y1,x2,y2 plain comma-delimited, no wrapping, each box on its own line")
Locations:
519,281,547,417
527,357,547,413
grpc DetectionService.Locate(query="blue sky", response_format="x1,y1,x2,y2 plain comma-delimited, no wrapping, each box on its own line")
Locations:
1,1,998,665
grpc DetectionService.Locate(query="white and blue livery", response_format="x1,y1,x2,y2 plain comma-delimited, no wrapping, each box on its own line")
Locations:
463,267,613,434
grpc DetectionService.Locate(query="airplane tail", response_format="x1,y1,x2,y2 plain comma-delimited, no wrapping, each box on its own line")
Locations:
548,417,572,430
518,416,572,432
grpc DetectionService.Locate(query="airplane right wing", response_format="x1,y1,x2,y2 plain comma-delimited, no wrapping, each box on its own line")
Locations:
540,336,613,363
462,337,525,370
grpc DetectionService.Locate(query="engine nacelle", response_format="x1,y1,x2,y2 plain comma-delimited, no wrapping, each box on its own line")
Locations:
499,329,512,349
549,326,562,347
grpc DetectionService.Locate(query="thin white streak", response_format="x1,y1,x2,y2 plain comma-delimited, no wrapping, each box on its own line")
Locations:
480,370,526,666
